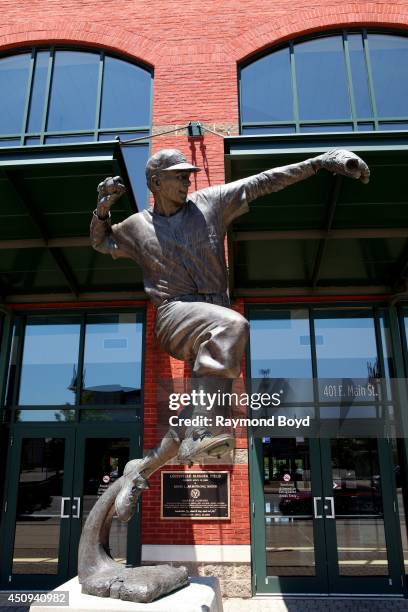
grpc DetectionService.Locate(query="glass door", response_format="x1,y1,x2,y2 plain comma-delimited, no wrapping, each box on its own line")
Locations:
0,427,75,589
321,437,404,594
252,436,328,593
68,426,141,576
252,435,404,595
249,307,406,595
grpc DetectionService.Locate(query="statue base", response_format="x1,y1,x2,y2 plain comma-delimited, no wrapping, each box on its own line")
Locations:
30,575,224,612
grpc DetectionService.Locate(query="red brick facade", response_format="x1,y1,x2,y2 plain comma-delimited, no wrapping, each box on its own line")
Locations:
1,0,404,549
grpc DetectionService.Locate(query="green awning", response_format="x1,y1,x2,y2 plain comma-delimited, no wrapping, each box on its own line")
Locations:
0,142,144,300
225,131,408,296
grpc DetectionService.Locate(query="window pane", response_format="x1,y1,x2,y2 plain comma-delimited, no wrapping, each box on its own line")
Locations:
27,51,49,133
18,316,81,405
295,36,351,120
300,123,353,133
369,34,408,118
0,139,20,147
314,312,378,381
379,121,408,131
47,51,99,131
100,56,151,128
44,134,93,144
81,313,142,405
250,310,313,378
13,438,65,575
250,310,313,402
240,49,293,123
0,53,30,135
348,34,372,118
120,144,150,209
241,126,296,135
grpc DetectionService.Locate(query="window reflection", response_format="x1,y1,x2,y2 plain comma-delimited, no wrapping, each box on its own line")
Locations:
348,34,372,118
18,317,81,405
250,310,312,378
240,31,408,133
81,313,142,405
240,48,293,123
13,438,65,575
47,51,99,132
249,310,313,401
369,34,408,118
0,53,30,135
314,312,378,380
27,51,49,132
295,36,351,121
101,57,151,128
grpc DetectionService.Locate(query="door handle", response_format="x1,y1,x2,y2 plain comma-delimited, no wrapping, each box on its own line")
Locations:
72,497,81,519
313,496,322,519
60,497,71,518
324,496,335,519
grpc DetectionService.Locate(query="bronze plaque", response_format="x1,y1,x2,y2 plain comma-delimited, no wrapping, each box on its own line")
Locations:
161,471,230,520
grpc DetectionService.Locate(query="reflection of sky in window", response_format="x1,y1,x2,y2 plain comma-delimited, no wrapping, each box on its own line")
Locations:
27,51,49,132
47,51,100,131
83,314,142,392
369,34,408,118
250,311,312,378
101,57,151,128
314,316,377,379
241,48,293,123
18,321,81,405
348,34,372,118
0,53,30,134
295,36,351,120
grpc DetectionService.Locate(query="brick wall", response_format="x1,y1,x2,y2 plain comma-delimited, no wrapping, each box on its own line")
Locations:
0,0,403,548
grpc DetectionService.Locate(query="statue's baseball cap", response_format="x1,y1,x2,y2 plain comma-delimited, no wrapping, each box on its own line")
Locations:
145,149,200,183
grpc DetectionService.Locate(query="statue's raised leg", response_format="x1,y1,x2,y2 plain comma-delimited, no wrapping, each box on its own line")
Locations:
115,377,235,524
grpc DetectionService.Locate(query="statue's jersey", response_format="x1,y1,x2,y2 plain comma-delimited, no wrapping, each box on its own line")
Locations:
92,182,249,304
90,159,317,304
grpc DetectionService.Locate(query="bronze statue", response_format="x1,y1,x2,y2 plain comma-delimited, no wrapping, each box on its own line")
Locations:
79,147,369,603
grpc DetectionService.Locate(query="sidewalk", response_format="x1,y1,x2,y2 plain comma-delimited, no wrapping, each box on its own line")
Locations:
1,597,408,612
223,598,408,611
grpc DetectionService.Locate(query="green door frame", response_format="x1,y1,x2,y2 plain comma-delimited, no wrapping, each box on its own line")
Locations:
250,435,329,594
68,422,142,576
0,422,142,590
250,435,404,595
247,303,407,595
0,424,76,589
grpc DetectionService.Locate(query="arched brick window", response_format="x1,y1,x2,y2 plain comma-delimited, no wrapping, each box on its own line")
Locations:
0,47,152,204
239,30,408,134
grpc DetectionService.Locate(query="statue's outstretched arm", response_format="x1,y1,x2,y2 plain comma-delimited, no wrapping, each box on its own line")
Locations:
241,148,370,203
90,176,129,259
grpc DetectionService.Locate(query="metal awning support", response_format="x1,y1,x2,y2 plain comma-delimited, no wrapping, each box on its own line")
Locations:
392,239,408,292
0,237,90,249
4,169,80,296
311,175,343,288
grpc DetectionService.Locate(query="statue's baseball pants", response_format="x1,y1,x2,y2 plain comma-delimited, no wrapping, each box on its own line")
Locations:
155,298,249,378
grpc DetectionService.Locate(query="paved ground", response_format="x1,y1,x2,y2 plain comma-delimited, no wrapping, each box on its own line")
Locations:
1,597,408,611
223,598,408,611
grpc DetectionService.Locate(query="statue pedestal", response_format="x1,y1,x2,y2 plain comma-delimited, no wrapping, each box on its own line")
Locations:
30,576,223,612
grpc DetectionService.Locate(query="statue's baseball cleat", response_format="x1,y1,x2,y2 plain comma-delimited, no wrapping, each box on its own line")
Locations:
177,430,234,464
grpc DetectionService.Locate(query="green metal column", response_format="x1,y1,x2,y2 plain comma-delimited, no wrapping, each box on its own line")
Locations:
0,311,13,410
387,305,408,578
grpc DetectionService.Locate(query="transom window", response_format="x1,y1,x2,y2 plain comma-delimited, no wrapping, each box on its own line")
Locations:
240,30,408,134
4,312,144,422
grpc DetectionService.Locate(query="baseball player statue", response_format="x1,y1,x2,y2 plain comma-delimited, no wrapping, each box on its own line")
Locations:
78,146,369,602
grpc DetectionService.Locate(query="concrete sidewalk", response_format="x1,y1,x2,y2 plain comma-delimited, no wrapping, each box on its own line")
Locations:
223,598,408,611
